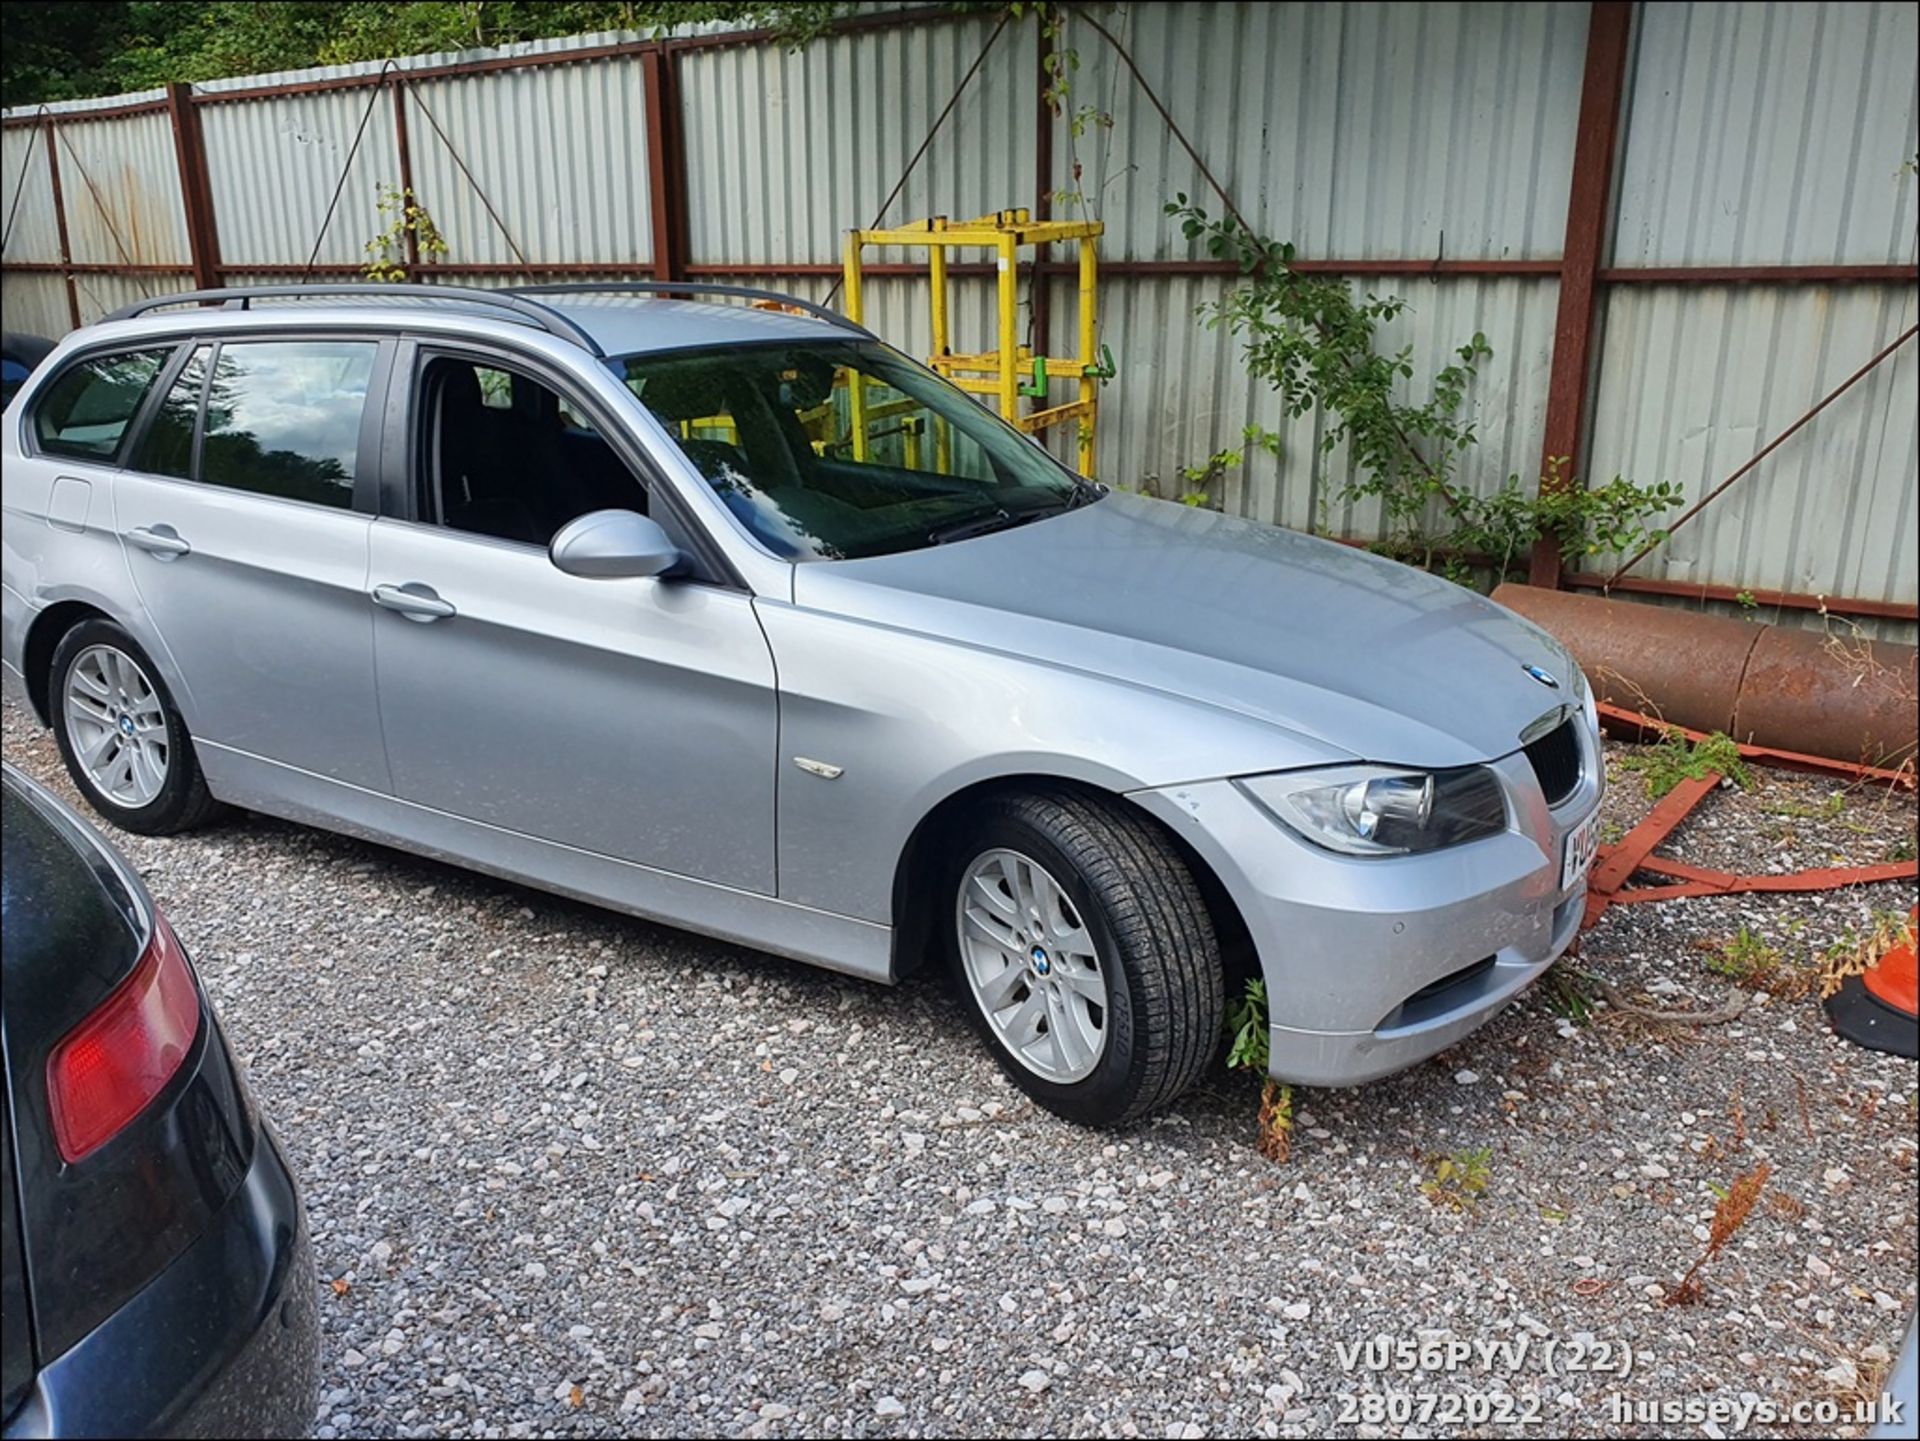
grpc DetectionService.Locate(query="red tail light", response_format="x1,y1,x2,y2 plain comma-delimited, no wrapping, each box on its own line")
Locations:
47,910,201,1163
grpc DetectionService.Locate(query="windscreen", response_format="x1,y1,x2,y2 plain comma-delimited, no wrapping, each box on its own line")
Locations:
607,341,1089,560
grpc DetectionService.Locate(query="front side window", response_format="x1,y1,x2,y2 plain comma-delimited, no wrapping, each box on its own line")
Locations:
31,349,170,460
421,356,648,547
608,341,1087,561
200,341,376,509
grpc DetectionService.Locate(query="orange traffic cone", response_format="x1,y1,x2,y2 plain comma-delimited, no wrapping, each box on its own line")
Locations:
1825,906,1919,1059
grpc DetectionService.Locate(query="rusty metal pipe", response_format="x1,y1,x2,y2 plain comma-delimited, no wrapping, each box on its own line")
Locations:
1491,584,1918,768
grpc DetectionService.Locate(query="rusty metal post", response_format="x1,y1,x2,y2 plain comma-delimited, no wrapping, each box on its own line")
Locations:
1529,0,1633,589
41,119,80,327
1031,13,1055,357
393,82,419,273
641,47,689,281
165,83,222,291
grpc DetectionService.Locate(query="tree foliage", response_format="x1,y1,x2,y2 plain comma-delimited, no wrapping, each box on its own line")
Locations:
1,1,851,106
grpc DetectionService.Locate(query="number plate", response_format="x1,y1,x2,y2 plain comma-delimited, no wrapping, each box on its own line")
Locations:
1560,808,1602,893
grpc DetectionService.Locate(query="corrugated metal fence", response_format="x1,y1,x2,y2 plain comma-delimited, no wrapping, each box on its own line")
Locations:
3,1,1915,635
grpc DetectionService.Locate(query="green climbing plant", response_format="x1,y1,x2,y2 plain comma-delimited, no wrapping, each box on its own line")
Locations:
1166,196,1683,584
362,184,449,283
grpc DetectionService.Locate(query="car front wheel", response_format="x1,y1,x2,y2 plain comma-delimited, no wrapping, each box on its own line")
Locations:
946,788,1224,1127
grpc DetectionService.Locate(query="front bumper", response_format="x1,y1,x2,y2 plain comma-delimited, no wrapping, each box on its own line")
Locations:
1132,739,1600,1087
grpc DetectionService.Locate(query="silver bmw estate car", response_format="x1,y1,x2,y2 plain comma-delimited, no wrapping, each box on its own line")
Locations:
1,283,1602,1127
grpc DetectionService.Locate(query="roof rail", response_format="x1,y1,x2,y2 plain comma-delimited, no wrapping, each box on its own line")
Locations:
507,282,875,339
103,284,605,355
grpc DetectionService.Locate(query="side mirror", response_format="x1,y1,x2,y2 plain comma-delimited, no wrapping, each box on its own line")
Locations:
549,509,682,579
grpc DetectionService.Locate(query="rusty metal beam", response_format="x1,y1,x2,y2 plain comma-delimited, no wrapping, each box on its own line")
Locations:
1032,13,1055,358
679,257,1562,280
1601,263,1918,285
1561,571,1919,623
1594,701,1917,790
165,83,223,290
2,98,169,128
1590,773,1718,899
1607,859,1918,906
10,254,1903,291
640,49,688,283
1531,0,1634,589
40,120,79,328
212,260,661,278
2,260,191,275
1583,701,1917,929
1102,257,1563,278
393,85,418,273
691,261,994,279
1581,769,1718,927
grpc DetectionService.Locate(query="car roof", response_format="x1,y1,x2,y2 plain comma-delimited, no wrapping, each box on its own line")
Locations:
541,297,845,355
81,289,856,359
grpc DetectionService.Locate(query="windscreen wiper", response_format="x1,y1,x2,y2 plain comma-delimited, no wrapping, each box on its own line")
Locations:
927,508,1016,545
926,482,1105,545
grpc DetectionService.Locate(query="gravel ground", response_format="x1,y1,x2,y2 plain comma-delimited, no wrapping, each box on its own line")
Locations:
5,698,1916,1439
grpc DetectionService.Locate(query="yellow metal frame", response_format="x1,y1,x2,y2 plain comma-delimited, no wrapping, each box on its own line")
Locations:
842,208,1105,477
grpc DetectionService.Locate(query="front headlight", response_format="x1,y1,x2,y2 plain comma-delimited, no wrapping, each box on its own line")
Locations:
1236,764,1509,856
1568,661,1600,740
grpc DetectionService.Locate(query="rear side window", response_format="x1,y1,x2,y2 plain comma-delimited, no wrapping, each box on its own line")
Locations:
128,345,210,480
200,341,377,509
30,349,170,460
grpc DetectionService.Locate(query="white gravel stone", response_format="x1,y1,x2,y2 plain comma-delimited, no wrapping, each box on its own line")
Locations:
7,702,1910,1441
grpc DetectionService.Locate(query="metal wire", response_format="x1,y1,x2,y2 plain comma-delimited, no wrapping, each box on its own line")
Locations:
0,108,51,257
53,127,155,296
300,61,401,283
395,75,535,279
821,9,1013,306
1066,4,1251,236
1604,322,1920,586
296,61,536,285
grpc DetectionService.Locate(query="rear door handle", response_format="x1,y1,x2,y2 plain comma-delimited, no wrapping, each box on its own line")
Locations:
124,524,191,558
371,583,457,622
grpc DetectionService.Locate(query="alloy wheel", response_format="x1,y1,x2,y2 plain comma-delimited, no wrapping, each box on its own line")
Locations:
956,847,1109,1082
64,644,169,808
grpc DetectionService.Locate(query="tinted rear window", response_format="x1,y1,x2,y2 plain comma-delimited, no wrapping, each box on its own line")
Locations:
129,345,209,480
31,350,171,460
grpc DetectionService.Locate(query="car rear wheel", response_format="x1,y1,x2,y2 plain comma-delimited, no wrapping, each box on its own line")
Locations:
945,789,1224,1127
49,620,221,835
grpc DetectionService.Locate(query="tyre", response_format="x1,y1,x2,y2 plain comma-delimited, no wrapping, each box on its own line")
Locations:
945,788,1224,1127
48,619,222,835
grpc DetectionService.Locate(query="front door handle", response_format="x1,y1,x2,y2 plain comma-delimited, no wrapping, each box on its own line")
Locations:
371,583,457,622
124,524,191,558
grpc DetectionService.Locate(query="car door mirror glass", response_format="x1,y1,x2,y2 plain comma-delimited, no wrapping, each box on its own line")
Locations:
549,509,681,579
